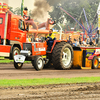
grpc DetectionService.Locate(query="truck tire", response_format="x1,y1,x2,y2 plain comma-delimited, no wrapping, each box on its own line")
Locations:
32,56,44,71
14,61,23,69
52,43,73,69
92,56,99,69
12,47,20,59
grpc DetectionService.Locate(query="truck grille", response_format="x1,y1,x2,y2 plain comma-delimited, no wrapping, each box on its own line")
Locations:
23,43,32,52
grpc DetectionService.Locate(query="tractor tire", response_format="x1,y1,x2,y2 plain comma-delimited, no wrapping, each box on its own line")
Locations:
31,60,34,67
44,42,67,69
14,61,23,69
12,47,20,59
44,59,52,68
52,43,73,70
32,56,44,71
92,56,99,69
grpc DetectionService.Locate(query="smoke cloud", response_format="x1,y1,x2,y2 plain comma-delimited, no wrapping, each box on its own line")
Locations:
31,0,52,22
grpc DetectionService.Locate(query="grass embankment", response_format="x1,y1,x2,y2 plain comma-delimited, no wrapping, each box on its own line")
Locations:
0,77,100,87
0,57,30,63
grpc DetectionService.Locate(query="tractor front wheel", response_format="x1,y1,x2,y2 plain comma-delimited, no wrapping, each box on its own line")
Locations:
32,56,44,71
14,61,23,69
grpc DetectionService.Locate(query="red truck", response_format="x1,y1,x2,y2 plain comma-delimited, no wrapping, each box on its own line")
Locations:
0,3,54,59
0,3,27,59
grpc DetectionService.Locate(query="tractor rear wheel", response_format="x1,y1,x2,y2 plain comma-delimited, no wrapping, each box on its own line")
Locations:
52,43,73,69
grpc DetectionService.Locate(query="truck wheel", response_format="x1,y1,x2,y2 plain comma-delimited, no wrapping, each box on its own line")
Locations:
32,56,44,71
52,43,73,69
92,56,99,69
12,47,20,59
14,61,23,69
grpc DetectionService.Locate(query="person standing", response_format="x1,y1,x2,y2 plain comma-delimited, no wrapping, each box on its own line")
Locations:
86,36,90,44
23,7,30,21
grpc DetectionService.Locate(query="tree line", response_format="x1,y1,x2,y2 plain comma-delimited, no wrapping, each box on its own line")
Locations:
9,0,100,31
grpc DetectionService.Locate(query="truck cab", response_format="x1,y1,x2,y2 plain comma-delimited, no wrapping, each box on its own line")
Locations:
0,3,27,59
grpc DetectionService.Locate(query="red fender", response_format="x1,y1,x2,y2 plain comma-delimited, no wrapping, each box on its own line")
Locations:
88,54,99,60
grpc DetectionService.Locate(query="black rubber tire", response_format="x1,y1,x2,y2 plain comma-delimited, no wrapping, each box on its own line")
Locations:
14,61,23,69
31,60,34,67
92,56,99,69
12,47,20,59
45,42,66,69
32,56,44,71
52,42,73,70
43,54,52,68
44,59,51,68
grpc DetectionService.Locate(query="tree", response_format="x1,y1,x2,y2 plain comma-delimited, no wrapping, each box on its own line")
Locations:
47,0,100,30
9,6,14,13
14,7,21,15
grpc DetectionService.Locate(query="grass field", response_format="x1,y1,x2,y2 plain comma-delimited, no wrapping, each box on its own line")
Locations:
0,57,30,63
0,77,100,87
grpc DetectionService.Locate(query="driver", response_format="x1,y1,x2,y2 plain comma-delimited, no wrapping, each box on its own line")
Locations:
45,29,56,51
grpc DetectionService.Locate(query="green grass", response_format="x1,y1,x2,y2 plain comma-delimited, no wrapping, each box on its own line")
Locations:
0,57,30,63
0,77,100,87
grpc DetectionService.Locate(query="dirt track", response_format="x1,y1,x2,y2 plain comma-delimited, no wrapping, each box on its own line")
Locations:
1,83,100,100
1,64,100,79
0,64,100,100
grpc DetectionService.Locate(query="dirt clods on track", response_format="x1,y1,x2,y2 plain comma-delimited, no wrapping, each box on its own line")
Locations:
0,64,100,100
1,83,100,100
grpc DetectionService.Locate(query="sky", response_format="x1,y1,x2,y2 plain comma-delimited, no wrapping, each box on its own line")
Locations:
0,0,35,11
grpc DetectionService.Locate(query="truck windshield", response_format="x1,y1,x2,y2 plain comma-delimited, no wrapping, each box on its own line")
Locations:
19,19,25,31
0,18,3,24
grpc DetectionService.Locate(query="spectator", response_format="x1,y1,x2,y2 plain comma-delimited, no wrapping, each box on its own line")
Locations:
79,38,83,45
76,39,80,46
96,37,98,44
83,38,88,46
68,38,73,46
90,37,93,42
26,35,31,42
79,35,81,42
73,39,76,46
73,39,80,47
86,36,90,44
89,39,96,46
93,39,96,46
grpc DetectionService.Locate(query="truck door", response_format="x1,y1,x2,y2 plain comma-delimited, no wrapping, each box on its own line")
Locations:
0,45,11,57
10,19,26,43
0,13,5,39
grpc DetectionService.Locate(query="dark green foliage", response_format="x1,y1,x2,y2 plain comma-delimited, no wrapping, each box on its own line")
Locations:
47,0,99,30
